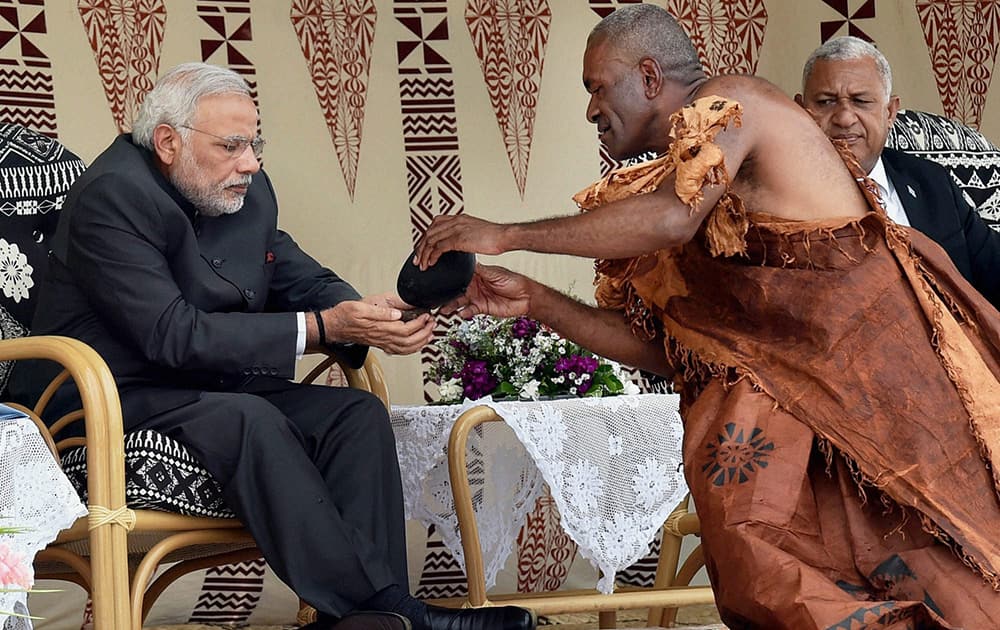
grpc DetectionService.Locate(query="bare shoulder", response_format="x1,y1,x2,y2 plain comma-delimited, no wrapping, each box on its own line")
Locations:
696,75,868,221
697,73,777,98
697,75,814,132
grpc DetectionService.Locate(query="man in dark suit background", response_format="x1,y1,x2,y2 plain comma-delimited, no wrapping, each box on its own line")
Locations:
796,36,1000,308
12,62,534,630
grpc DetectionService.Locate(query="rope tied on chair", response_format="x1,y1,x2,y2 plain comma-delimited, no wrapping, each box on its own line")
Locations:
663,505,691,537
89,505,136,531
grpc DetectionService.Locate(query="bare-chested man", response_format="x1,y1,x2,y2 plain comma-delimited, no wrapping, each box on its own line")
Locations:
415,5,1000,628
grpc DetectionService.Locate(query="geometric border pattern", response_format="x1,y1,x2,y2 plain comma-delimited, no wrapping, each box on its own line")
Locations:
395,0,469,597
394,0,468,406
0,0,58,137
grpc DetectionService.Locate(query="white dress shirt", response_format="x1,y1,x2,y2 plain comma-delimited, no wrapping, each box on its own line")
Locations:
295,311,306,360
868,156,910,227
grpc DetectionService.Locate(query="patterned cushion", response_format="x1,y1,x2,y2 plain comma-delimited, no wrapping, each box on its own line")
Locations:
61,430,234,519
886,109,1000,229
0,123,87,394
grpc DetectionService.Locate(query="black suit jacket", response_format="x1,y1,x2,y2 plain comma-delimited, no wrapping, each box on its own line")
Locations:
883,147,1000,308
12,135,366,421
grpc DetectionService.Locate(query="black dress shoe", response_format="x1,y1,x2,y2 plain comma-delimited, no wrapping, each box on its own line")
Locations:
421,604,536,630
300,611,412,630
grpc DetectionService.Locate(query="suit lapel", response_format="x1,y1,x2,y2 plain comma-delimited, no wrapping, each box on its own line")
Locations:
883,150,930,230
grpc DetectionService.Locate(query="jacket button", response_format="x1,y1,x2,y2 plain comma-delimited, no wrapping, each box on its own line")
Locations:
251,367,261,375
212,258,223,268
244,288,255,299
242,368,251,375
269,368,278,375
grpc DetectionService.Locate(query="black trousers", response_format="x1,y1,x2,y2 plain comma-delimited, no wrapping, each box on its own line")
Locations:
123,377,408,615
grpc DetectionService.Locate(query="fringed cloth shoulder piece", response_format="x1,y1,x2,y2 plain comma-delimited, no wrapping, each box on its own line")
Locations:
572,96,744,343
572,96,746,258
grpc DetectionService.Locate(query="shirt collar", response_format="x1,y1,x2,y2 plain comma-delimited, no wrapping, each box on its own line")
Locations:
867,155,890,194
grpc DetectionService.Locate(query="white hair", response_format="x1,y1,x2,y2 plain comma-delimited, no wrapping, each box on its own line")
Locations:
802,36,893,100
132,62,252,149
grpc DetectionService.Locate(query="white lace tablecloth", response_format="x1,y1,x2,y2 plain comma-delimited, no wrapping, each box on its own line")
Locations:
0,405,87,629
391,393,688,594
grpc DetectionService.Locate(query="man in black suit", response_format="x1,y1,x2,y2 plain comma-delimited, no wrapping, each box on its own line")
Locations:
13,63,534,630
796,36,1000,308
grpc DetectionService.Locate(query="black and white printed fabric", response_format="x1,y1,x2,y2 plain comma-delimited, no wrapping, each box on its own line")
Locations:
887,109,1000,230
0,124,86,394
60,429,234,518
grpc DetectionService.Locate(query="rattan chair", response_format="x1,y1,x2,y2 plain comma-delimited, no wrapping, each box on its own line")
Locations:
2,340,386,630
439,405,714,629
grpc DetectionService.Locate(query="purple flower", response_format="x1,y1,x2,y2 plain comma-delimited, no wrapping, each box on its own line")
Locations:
554,354,599,395
511,317,539,339
460,359,498,400
555,354,598,376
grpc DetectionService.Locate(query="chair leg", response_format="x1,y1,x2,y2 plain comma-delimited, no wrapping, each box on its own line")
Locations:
658,544,706,627
598,610,617,628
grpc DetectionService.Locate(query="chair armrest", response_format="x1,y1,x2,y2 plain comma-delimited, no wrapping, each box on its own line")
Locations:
0,335,131,628
302,351,390,410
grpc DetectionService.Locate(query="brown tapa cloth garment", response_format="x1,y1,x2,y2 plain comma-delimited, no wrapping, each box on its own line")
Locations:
574,96,1000,629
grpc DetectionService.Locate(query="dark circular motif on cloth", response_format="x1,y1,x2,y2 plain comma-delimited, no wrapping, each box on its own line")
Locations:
702,421,774,486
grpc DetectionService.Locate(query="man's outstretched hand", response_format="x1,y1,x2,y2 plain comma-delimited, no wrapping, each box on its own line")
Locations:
322,293,434,355
440,263,534,319
414,214,507,270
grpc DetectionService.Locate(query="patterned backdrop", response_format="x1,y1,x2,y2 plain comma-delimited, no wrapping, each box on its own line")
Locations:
6,0,1000,626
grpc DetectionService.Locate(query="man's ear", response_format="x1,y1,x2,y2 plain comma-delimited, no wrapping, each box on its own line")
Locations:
794,93,805,108
887,94,901,126
638,57,663,98
152,124,181,166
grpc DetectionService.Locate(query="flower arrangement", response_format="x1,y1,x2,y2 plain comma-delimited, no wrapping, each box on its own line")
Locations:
430,314,640,404
0,523,33,619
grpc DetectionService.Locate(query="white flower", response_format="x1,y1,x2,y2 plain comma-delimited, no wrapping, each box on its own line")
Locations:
608,435,623,457
438,378,463,402
566,459,603,515
0,239,33,304
622,380,641,396
528,406,568,457
631,457,671,510
519,379,540,400
600,512,644,565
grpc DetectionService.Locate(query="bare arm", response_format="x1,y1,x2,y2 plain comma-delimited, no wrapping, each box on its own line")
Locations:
446,264,673,377
415,81,756,268
414,179,723,268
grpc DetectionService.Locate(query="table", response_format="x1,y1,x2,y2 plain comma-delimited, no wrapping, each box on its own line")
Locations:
391,393,689,595
0,404,87,627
